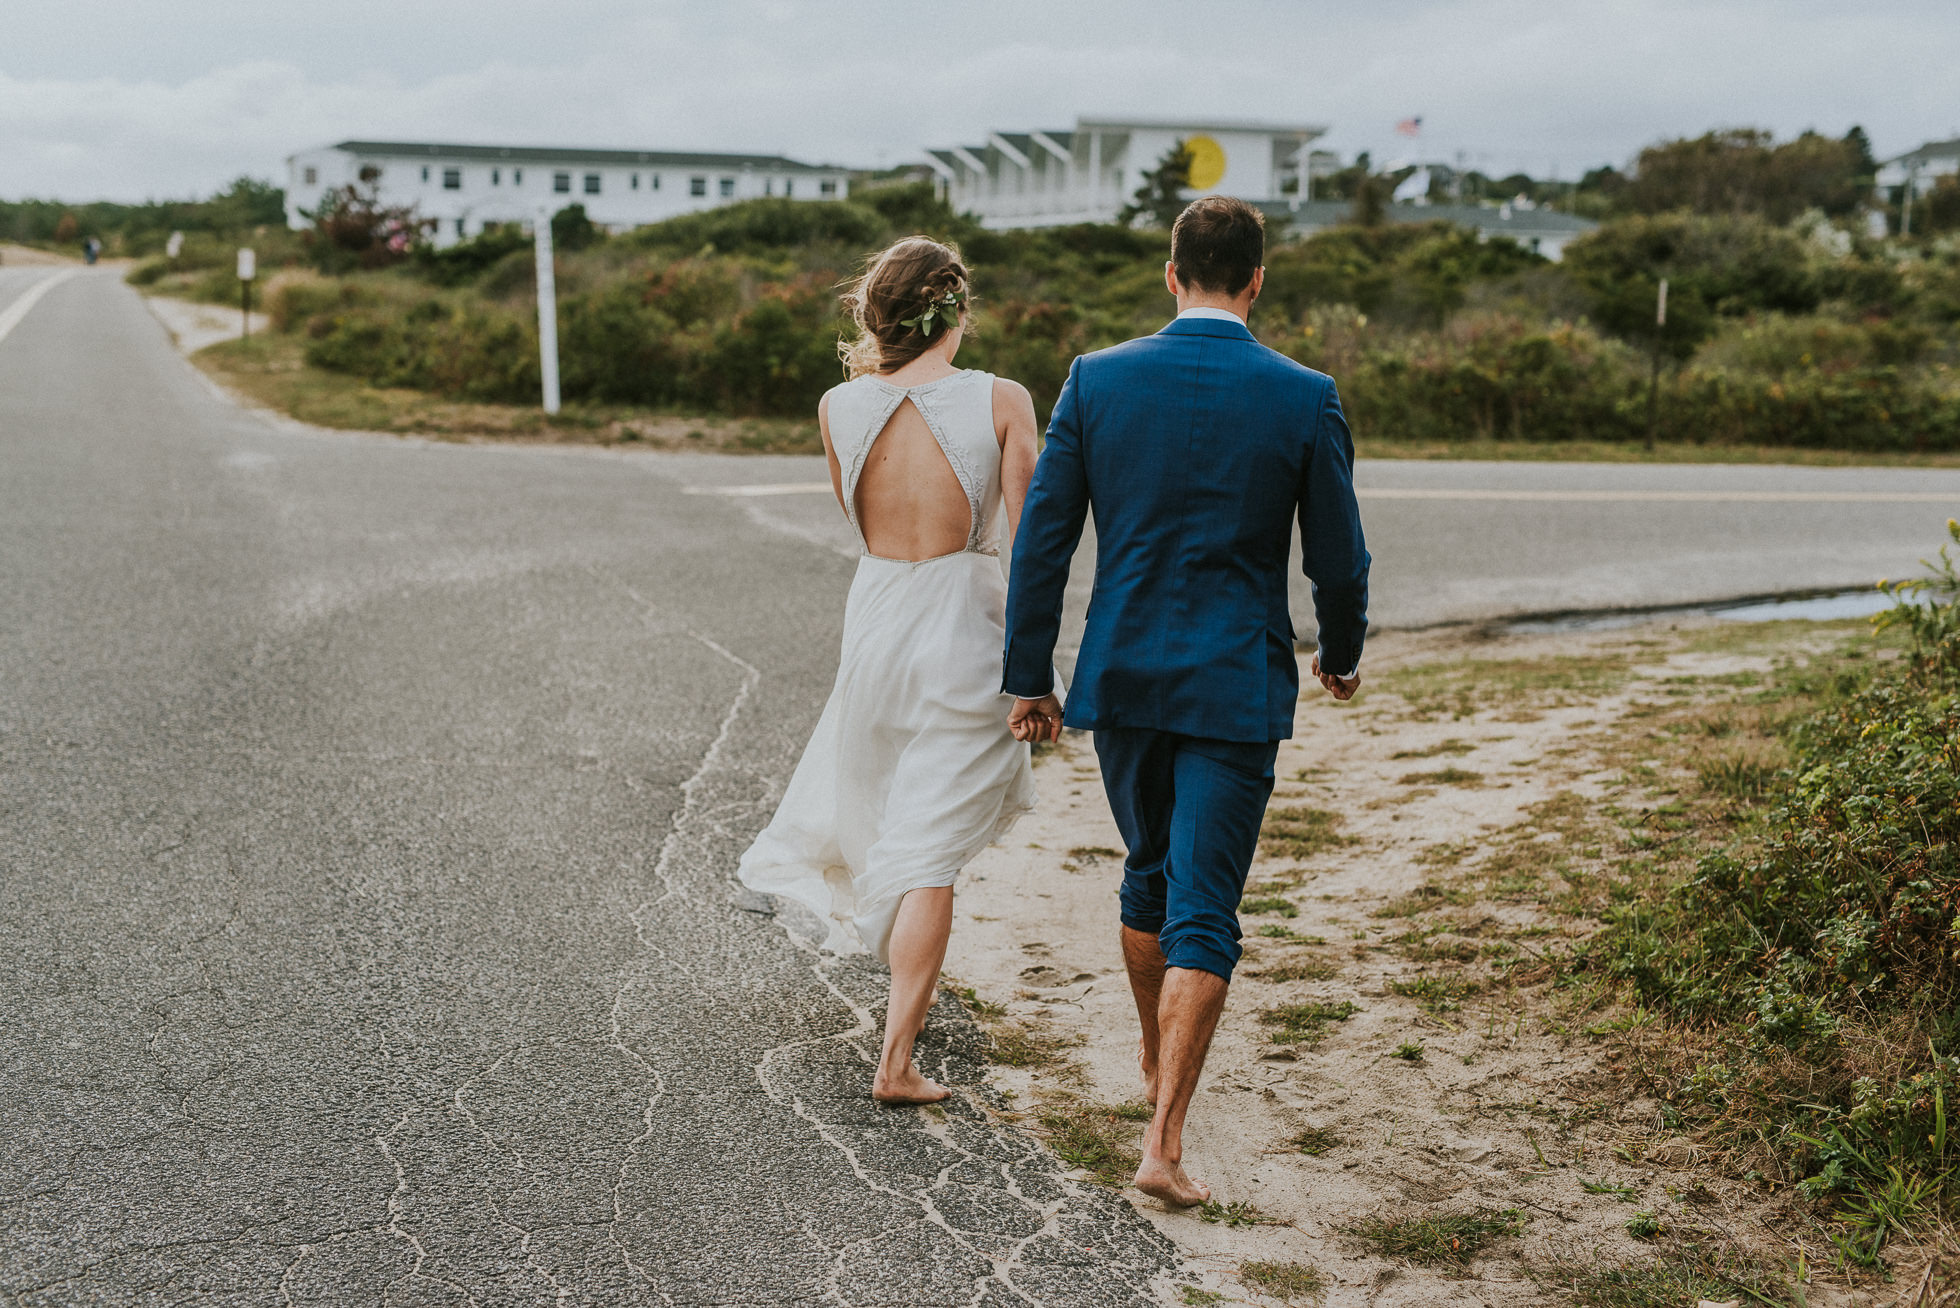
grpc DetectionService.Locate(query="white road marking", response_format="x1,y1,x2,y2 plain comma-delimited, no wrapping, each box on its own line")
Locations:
686,481,1956,505
0,269,81,347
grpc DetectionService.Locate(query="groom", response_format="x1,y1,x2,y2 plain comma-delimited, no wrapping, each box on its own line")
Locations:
1003,196,1370,1206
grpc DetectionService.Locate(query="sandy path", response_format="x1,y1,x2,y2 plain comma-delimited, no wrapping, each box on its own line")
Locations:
946,622,1867,1306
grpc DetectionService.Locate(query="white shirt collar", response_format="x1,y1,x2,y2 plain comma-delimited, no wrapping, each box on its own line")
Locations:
1174,306,1247,325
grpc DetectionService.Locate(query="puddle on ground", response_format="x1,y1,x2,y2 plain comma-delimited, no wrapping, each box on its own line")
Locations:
1506,586,1894,634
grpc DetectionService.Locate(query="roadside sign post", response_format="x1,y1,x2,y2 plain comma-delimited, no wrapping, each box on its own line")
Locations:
534,208,561,415
1644,277,1668,451
237,248,256,342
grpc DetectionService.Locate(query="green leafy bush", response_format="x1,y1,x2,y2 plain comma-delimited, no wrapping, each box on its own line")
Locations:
1598,522,1960,1253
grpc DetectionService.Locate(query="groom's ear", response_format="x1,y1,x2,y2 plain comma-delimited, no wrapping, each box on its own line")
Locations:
1164,260,1181,298
1248,266,1265,303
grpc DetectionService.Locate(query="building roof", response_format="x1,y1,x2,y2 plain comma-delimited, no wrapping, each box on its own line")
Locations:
1273,199,1599,235
1881,138,1960,168
311,140,848,174
1077,116,1327,138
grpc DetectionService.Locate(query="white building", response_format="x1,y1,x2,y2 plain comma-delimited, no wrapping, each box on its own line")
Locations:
284,141,853,244
1876,138,1960,212
925,117,1327,229
1282,200,1598,262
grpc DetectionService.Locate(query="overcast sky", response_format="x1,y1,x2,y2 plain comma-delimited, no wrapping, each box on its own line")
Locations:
4,0,1957,202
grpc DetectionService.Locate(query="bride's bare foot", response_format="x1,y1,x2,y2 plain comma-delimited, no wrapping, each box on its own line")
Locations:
1133,1152,1211,1207
871,1064,950,1105
1137,1037,1159,1106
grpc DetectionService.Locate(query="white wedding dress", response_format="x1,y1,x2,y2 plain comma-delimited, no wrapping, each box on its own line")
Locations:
738,369,1044,963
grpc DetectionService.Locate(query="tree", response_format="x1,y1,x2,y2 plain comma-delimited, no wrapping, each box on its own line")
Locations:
1118,141,1193,229
551,203,600,251
1563,212,1820,358
52,213,80,244
1628,128,1871,222
202,177,287,232
303,183,432,270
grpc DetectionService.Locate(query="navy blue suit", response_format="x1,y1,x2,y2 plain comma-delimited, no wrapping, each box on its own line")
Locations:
1003,313,1370,979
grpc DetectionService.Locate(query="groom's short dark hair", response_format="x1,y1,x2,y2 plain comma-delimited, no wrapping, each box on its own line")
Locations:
1171,197,1265,296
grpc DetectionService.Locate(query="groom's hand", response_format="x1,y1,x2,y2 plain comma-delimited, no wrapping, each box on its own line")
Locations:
1311,654,1361,702
1008,695,1064,744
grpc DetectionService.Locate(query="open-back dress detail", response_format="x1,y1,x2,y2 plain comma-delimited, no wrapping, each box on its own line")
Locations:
737,369,1044,962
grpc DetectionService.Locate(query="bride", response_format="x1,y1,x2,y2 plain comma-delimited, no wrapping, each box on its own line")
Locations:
737,236,1058,1104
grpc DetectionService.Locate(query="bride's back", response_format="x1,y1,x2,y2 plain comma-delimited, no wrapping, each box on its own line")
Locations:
825,369,1000,562
854,392,975,561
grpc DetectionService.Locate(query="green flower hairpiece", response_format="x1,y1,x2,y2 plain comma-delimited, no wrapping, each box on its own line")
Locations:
900,288,966,337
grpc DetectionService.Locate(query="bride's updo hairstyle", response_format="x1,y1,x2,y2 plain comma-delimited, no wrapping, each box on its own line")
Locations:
839,236,971,378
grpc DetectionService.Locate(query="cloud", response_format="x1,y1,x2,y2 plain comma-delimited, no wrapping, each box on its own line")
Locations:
1,0,1955,201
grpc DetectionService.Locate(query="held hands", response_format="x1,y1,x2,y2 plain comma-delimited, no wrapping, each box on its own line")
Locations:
1008,694,1065,744
1311,654,1362,702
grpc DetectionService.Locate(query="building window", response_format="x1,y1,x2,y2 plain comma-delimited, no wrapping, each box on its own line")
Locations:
784,179,793,198
513,168,523,186
443,168,461,190
690,176,707,197
457,218,467,237
650,173,660,190
421,166,430,182
719,177,735,197
630,173,639,190
303,166,318,185
820,179,837,197
491,168,501,186
554,172,572,193
584,173,601,195
359,164,381,183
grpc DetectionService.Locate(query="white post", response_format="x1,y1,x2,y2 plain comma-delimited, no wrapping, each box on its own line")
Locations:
534,207,561,415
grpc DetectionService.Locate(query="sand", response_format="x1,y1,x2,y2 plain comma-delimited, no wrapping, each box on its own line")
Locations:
945,622,1871,1307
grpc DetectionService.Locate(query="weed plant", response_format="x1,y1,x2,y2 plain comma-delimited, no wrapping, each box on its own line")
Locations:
1591,523,1960,1265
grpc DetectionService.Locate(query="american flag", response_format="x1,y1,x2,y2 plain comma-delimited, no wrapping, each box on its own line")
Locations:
1395,116,1423,138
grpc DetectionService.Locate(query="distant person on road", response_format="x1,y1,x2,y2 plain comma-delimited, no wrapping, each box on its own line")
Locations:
1004,196,1370,1207
737,237,1052,1105
83,237,101,266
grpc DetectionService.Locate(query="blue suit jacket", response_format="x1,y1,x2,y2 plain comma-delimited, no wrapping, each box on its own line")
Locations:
1003,315,1370,743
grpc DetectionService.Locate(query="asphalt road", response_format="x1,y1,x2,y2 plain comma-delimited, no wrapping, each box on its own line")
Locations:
3,269,1958,1306
0,272,1176,1306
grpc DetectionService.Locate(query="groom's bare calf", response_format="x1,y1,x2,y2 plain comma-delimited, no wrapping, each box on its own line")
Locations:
1120,926,1167,1104
1132,965,1229,1207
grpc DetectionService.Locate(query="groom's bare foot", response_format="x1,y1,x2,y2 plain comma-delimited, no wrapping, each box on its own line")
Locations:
1133,1152,1211,1207
1137,1038,1159,1106
871,1065,950,1105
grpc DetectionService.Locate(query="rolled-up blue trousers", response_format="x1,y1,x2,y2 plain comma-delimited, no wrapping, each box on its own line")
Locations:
1093,727,1279,982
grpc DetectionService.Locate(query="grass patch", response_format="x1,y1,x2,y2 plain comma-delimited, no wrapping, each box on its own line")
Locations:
1539,1245,1797,1308
1034,1100,1143,1186
1177,1289,1226,1307
1579,1178,1640,1201
1259,1000,1360,1046
1379,653,1632,720
1390,1040,1426,1061
1259,806,1354,860
1346,1207,1524,1266
1239,1260,1325,1302
1396,767,1484,787
986,1021,1077,1069
1240,895,1298,918
1391,737,1478,760
193,334,821,451
1197,1198,1278,1227
1288,1124,1343,1155
1388,973,1483,1013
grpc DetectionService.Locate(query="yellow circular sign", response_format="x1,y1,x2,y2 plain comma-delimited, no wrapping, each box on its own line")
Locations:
1185,135,1227,190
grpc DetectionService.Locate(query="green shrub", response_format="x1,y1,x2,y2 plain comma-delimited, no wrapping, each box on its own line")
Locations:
1596,522,1960,1251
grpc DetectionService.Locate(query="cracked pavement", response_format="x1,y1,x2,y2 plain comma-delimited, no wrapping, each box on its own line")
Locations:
0,272,1178,1305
